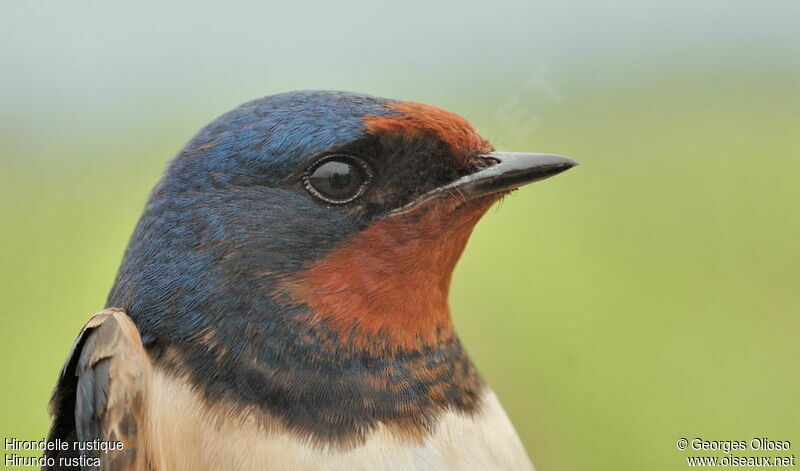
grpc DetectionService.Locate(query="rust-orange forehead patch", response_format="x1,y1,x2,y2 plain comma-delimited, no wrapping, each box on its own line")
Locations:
364,101,493,159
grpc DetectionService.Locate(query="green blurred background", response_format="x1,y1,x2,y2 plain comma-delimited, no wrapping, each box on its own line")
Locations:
2,1,798,470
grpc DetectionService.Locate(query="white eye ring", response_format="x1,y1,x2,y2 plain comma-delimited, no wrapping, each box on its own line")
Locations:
302,154,373,204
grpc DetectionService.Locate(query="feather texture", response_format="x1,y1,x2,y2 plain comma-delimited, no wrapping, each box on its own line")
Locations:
46,309,150,470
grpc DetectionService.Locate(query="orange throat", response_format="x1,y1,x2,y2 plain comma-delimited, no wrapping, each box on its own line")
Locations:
282,196,496,351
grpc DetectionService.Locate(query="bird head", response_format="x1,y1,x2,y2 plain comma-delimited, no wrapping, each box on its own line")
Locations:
113,91,576,350
108,90,576,441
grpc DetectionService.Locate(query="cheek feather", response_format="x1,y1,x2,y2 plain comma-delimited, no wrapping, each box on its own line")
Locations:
281,197,496,351
364,101,493,160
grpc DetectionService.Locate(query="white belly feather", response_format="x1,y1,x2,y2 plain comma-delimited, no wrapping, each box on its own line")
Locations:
145,369,534,471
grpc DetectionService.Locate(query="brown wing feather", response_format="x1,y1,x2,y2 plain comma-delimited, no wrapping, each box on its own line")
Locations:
45,308,151,471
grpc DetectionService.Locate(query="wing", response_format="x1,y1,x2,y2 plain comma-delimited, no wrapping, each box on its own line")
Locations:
45,308,151,471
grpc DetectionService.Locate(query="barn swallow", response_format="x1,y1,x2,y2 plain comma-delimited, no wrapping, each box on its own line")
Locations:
45,91,577,470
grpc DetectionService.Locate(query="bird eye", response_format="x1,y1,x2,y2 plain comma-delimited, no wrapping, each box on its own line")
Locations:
303,155,372,204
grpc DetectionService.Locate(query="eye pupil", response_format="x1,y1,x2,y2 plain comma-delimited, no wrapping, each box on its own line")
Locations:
304,156,371,204
324,162,352,189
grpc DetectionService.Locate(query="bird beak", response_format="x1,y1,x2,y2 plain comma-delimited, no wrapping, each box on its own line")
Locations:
389,152,579,216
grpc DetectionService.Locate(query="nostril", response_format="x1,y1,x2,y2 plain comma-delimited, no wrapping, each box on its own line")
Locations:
468,155,500,172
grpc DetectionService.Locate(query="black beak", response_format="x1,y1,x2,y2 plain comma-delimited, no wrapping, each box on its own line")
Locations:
390,152,578,216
